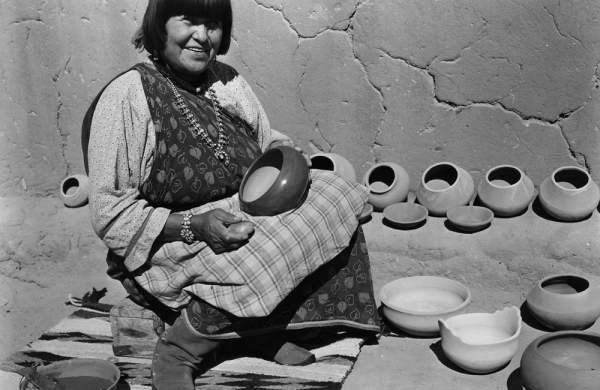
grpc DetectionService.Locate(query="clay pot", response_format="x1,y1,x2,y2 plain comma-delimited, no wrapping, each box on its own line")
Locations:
18,358,120,390
520,331,600,390
59,174,90,208
439,306,522,374
526,274,600,330
538,166,600,221
416,162,475,216
310,152,357,183
239,145,310,216
477,164,535,217
362,162,410,211
379,276,471,337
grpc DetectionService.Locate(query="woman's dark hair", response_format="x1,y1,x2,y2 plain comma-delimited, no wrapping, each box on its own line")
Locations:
132,0,232,57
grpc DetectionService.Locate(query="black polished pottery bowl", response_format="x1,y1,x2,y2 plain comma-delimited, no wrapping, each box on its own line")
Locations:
239,145,310,216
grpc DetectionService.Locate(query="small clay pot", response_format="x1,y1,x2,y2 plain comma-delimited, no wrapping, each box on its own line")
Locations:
526,274,600,330
477,164,535,217
239,146,310,216
59,174,90,208
362,162,410,211
538,166,600,221
520,331,600,390
416,162,474,216
310,152,357,183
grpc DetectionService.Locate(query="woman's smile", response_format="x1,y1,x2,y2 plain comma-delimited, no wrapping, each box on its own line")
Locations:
162,15,223,81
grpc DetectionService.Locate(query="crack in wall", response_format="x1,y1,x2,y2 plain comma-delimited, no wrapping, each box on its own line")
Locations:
53,57,72,176
542,3,583,47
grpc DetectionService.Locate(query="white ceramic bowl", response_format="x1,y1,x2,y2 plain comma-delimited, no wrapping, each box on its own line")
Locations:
379,276,471,336
439,306,522,374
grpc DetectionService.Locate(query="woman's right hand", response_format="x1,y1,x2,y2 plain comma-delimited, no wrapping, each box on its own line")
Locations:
190,209,254,254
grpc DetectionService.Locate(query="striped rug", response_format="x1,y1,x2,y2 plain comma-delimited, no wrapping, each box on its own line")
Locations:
0,309,369,389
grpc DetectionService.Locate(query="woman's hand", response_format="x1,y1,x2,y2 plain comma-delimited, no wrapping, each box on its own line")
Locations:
190,209,255,253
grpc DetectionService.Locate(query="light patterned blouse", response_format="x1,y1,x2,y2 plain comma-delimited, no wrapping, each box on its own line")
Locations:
87,61,290,274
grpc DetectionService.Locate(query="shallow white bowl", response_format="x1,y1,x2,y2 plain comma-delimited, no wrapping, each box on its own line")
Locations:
439,306,522,374
379,276,471,336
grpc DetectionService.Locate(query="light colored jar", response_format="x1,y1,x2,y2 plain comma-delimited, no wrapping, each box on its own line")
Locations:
362,162,410,211
416,162,474,216
477,164,535,217
526,274,600,330
310,152,357,183
538,166,599,221
59,174,90,208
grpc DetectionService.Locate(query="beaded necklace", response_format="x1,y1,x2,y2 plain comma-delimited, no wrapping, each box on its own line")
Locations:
164,75,230,167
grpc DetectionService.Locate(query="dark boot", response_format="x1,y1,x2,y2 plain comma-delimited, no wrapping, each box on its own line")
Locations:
152,315,219,390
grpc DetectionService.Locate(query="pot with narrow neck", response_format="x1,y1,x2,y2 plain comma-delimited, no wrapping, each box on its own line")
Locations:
477,164,535,217
526,274,600,330
538,166,600,221
362,162,410,211
416,162,474,216
310,152,357,183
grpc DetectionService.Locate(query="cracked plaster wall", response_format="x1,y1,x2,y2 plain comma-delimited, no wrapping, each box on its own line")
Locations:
1,0,599,291
2,0,599,196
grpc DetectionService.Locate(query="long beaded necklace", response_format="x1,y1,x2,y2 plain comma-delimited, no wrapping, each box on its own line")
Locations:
164,76,230,166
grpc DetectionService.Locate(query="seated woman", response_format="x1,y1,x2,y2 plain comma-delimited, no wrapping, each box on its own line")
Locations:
84,0,381,389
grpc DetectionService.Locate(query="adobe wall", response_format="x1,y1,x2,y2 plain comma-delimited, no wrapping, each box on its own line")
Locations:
1,0,599,357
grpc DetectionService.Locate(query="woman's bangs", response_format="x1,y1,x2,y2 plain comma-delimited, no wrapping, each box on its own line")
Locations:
164,0,229,21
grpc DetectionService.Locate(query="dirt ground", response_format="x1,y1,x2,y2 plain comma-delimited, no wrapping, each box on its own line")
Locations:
1,195,599,389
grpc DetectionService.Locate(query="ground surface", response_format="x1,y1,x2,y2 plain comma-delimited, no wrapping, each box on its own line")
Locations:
1,195,599,389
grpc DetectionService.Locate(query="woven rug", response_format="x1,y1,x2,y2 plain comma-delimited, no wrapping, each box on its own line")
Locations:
0,308,370,389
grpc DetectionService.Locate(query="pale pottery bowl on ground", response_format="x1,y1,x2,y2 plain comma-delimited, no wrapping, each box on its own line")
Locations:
379,276,471,337
439,306,522,374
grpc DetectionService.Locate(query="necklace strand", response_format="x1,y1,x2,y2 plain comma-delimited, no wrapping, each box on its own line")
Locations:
164,76,230,166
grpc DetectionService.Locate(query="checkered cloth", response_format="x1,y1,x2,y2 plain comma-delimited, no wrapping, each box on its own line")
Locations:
135,170,368,317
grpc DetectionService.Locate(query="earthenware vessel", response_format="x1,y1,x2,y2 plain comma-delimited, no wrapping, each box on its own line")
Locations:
446,194,494,232
538,166,600,221
239,145,310,216
382,192,428,229
59,174,90,208
362,162,410,211
526,274,600,330
520,331,600,390
18,358,120,390
310,152,357,183
477,164,535,217
439,306,522,374
416,162,475,216
379,276,471,337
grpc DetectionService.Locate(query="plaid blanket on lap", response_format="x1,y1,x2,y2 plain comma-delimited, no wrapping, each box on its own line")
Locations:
136,170,368,317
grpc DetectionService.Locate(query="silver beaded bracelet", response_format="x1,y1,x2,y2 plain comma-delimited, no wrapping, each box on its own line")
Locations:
180,212,195,244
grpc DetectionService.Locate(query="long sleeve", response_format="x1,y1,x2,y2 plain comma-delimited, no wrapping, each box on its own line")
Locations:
87,70,171,272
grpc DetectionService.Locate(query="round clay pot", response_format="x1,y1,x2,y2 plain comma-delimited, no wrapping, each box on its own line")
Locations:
59,174,90,208
520,331,600,390
477,164,535,217
362,162,410,211
239,145,310,216
416,162,475,216
538,166,600,221
310,152,357,183
526,274,600,330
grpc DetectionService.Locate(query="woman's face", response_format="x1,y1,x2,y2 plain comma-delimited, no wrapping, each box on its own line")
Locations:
162,15,223,81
